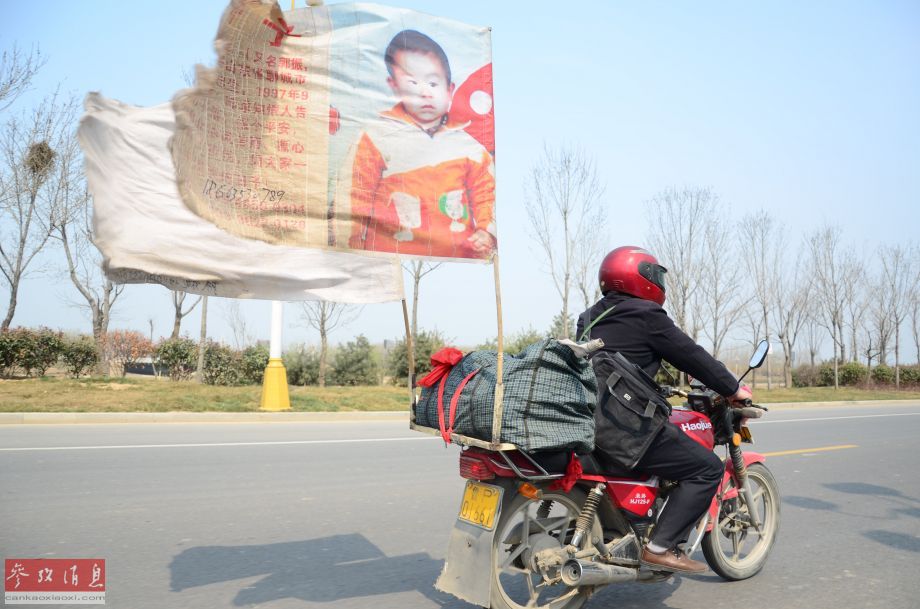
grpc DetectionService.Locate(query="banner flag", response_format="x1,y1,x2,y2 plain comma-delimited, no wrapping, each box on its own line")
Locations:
79,93,404,303
172,0,496,263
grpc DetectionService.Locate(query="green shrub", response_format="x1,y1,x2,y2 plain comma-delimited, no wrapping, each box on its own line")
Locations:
0,328,28,377
155,337,198,381
240,344,270,384
839,361,868,386
871,364,893,385
284,346,320,386
549,311,576,340
331,335,378,385
899,365,920,385
818,363,836,387
61,337,98,378
202,341,241,386
387,330,446,385
792,365,821,387
21,328,64,376
477,327,548,355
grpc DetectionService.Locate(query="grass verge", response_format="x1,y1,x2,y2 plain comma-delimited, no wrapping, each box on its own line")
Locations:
0,377,411,412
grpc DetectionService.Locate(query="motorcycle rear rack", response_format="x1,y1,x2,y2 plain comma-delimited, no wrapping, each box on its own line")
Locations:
409,422,564,482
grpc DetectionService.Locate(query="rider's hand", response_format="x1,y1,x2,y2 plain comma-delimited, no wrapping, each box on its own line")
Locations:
729,384,753,406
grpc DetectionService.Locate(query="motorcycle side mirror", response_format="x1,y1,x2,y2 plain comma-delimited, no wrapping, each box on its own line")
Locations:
749,340,770,369
737,339,770,384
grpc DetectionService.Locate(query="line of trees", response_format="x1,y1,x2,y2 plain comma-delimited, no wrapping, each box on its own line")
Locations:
524,146,920,389
643,189,919,388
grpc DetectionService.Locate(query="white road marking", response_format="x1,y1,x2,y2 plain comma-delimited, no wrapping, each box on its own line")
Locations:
2,412,918,452
751,412,920,424
0,436,441,452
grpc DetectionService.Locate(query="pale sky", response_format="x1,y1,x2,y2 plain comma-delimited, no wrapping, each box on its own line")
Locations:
2,0,919,351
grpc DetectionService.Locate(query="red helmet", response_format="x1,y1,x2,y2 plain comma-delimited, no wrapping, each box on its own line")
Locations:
599,246,668,305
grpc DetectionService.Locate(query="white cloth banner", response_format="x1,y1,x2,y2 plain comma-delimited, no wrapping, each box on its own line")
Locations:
78,92,404,302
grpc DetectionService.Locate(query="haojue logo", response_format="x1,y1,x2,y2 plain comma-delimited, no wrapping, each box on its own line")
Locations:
680,421,712,433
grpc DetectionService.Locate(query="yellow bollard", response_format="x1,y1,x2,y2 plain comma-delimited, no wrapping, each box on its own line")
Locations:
259,357,291,411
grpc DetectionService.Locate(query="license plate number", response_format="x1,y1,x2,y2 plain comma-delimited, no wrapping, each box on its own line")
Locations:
458,481,503,530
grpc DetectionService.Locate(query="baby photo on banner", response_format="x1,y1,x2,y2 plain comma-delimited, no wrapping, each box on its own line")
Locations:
171,0,496,263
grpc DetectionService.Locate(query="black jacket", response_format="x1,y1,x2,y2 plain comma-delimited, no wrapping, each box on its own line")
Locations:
576,291,739,397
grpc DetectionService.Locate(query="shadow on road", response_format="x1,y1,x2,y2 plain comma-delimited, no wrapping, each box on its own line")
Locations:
783,495,838,511
824,482,918,502
169,533,467,607
863,530,920,553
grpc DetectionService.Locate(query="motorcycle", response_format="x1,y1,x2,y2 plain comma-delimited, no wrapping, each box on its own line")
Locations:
436,340,779,609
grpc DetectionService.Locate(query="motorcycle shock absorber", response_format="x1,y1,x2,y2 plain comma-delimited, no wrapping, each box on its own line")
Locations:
728,437,763,531
537,500,555,519
570,483,605,550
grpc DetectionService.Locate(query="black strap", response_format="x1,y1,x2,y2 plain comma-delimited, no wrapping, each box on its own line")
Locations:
605,370,622,393
578,304,617,342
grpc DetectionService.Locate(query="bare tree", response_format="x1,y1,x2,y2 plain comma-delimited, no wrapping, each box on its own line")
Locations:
0,44,45,112
196,295,208,382
739,306,766,388
739,210,786,389
403,260,441,339
525,144,605,339
773,253,810,387
0,92,76,329
868,265,894,366
300,301,359,387
224,300,252,349
841,261,868,364
860,315,882,381
802,311,824,369
573,206,606,311
646,186,717,341
697,209,745,358
807,226,852,389
51,110,125,374
879,244,914,388
170,290,202,339
911,257,920,365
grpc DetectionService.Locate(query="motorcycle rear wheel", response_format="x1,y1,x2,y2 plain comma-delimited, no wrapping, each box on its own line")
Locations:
490,487,599,609
701,462,780,581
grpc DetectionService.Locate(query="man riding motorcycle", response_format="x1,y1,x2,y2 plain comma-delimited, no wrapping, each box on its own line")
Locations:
576,245,753,574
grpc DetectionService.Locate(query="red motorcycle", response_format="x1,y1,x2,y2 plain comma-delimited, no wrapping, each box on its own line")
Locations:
436,341,779,609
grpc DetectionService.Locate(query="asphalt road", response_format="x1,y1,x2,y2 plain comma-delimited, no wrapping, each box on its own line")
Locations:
2,403,919,609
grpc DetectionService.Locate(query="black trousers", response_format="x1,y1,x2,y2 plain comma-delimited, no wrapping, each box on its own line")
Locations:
634,421,724,549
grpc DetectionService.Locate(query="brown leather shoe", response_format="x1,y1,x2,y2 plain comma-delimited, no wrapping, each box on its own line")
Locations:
640,547,708,574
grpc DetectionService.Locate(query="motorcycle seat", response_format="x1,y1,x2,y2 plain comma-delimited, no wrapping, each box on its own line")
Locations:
529,450,635,478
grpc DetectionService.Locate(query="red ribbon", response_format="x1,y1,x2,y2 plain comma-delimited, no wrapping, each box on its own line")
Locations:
418,347,464,388
549,453,584,493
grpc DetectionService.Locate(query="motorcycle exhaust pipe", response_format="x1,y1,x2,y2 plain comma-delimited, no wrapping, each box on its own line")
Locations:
560,559,637,587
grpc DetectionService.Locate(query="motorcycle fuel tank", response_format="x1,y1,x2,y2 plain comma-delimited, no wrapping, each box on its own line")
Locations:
669,408,715,450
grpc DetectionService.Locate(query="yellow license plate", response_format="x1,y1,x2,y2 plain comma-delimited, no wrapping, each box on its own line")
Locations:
458,481,503,530
740,426,754,443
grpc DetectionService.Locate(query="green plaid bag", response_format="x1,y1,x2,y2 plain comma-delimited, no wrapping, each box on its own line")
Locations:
416,339,597,453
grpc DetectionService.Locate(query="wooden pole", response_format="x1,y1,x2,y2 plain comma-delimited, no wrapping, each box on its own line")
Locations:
402,298,417,419
490,252,504,447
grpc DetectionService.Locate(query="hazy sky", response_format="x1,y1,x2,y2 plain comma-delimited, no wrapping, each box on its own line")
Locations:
2,0,919,350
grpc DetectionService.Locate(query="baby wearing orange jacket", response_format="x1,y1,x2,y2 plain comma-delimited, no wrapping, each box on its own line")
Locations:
339,29,496,260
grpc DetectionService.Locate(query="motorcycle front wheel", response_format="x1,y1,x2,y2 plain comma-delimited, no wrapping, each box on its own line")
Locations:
490,486,599,609
701,462,781,581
